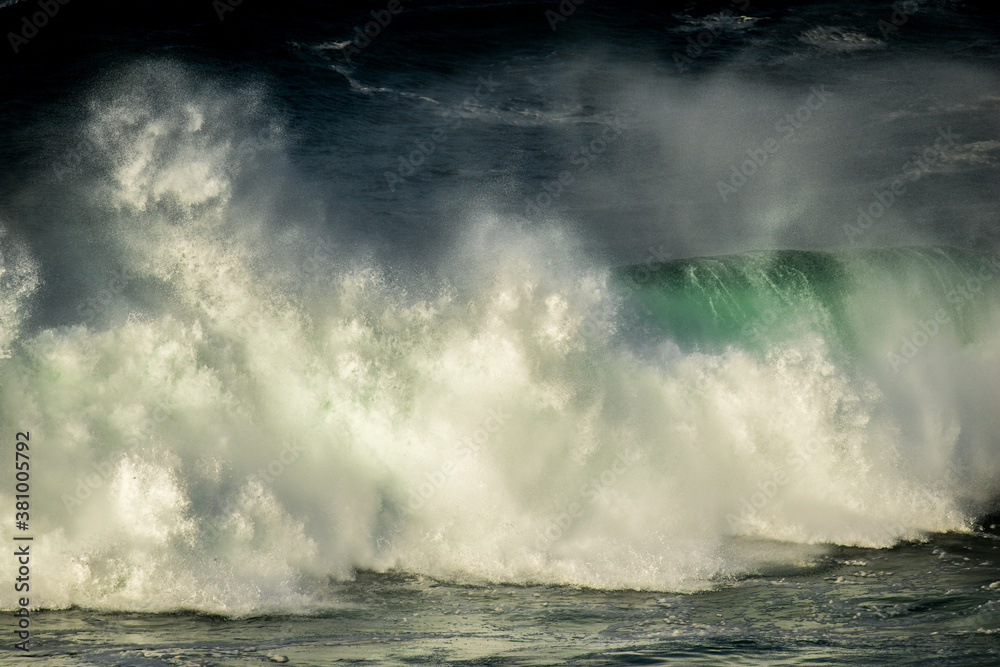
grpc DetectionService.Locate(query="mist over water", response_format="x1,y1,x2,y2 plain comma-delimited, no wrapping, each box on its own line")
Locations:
0,2,998,622
1,56,998,614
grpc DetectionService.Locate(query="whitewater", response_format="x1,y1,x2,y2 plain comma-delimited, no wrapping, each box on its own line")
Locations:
0,2,999,663
1,65,998,617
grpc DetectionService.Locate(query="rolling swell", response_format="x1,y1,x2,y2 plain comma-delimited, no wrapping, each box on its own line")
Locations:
619,244,1000,531
617,247,1000,357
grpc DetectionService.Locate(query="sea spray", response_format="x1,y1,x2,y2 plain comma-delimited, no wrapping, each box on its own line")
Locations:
0,66,997,614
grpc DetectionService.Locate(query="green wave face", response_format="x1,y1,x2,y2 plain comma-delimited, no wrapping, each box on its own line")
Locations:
616,247,1000,360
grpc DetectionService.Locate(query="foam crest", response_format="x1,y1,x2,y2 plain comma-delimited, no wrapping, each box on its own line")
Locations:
0,65,994,614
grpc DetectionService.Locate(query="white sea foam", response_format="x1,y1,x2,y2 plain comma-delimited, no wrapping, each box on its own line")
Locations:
0,63,996,615
798,27,885,53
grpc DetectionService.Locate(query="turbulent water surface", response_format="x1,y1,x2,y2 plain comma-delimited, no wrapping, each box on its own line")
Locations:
0,0,998,664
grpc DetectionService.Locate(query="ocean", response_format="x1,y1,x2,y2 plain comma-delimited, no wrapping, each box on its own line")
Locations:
0,0,998,664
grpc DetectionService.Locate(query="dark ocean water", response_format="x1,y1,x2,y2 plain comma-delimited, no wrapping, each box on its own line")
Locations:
1,0,999,664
